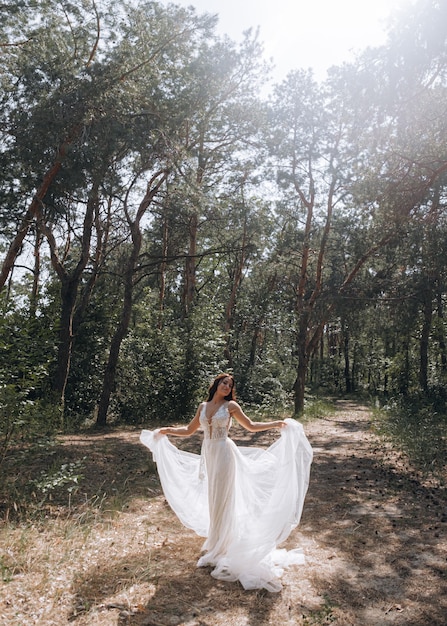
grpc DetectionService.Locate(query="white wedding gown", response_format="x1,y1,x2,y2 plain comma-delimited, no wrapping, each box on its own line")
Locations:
140,403,313,592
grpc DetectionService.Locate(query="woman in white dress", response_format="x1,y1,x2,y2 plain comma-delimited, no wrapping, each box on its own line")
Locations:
140,373,313,592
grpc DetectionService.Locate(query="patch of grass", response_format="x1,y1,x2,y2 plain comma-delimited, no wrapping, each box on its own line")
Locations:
303,397,336,422
0,429,161,625
0,554,14,582
29,458,85,507
245,402,294,421
372,395,447,477
302,596,338,624
245,396,336,424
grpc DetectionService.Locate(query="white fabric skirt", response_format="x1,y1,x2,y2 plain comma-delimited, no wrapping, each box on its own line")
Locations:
140,417,313,592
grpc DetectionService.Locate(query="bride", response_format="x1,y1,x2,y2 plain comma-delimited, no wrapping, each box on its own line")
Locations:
140,373,313,592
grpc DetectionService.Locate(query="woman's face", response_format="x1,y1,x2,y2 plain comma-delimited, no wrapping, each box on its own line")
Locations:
217,376,233,396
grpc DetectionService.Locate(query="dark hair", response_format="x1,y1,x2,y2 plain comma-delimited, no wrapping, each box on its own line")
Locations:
206,373,235,402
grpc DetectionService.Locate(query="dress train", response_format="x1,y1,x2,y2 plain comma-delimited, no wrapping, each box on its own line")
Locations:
140,411,313,592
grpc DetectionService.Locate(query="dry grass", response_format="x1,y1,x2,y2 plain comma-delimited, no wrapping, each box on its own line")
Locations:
0,403,446,625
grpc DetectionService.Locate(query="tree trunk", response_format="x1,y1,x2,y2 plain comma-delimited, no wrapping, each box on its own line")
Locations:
53,277,78,408
182,212,198,318
223,221,247,366
419,287,433,391
294,356,307,415
343,324,352,393
293,310,310,415
158,214,169,329
96,170,168,427
96,274,134,427
0,135,76,291
73,199,110,334
399,339,410,395
43,183,98,416
29,229,43,317
436,290,447,373
351,343,357,393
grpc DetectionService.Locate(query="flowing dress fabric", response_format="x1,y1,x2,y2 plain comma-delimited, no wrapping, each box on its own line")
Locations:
140,406,313,592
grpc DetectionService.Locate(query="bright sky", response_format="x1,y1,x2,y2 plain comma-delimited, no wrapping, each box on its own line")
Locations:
165,0,412,81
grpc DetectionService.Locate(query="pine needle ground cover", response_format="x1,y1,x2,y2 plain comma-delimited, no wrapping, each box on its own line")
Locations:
0,403,446,625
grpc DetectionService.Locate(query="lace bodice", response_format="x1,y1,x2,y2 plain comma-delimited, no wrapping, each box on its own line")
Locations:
200,402,231,440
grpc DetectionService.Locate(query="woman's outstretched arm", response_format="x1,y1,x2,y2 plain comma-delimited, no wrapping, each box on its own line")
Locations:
228,401,286,432
157,404,202,437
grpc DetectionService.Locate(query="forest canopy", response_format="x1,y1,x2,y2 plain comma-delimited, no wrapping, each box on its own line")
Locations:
1,0,447,469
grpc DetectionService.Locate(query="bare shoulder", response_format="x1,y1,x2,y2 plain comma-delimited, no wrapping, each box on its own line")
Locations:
228,400,242,414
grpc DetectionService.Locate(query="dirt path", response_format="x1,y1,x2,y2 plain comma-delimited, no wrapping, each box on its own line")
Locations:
296,400,447,626
1,401,446,625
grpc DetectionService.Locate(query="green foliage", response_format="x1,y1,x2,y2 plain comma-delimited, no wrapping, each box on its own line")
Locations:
0,299,55,388
64,295,114,428
0,555,14,583
303,397,336,421
112,291,228,423
30,458,85,503
374,392,447,475
239,371,288,407
113,328,185,424
1,0,447,483
302,596,338,624
0,384,61,465
0,297,60,462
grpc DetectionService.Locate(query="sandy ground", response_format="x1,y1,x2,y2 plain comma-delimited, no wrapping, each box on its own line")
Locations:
1,400,446,625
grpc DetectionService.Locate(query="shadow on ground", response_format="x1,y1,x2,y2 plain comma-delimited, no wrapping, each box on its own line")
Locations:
299,402,447,625
69,538,282,626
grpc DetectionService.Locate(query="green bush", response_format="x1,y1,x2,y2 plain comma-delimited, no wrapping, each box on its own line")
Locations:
112,329,187,424
0,384,61,466
373,391,447,475
29,457,85,505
